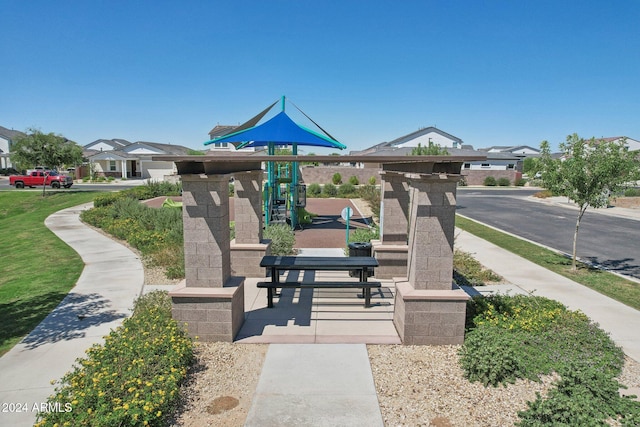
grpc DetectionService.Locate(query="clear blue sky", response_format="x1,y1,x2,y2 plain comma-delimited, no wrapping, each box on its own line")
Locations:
2,1,639,153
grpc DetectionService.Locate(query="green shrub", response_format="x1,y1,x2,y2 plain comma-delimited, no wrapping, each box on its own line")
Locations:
515,178,527,187
323,183,337,197
497,177,510,186
349,226,379,244
307,183,321,197
358,184,380,220
35,291,193,427
338,183,356,197
453,249,502,286
344,226,379,256
123,181,182,201
460,292,629,424
93,192,128,207
348,176,359,185
459,325,529,386
466,294,589,334
624,188,640,197
229,182,234,196
518,365,640,426
368,176,377,185
0,167,19,175
484,176,497,186
332,173,342,185
264,223,295,255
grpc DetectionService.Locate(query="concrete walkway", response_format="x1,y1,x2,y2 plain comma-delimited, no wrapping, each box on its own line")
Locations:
0,203,144,427
245,344,383,427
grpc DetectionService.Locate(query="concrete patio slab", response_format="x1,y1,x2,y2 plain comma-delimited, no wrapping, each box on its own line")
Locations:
237,271,401,344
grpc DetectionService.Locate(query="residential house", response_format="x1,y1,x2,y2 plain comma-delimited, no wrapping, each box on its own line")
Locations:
349,126,525,185
356,126,464,157
84,139,193,180
0,125,25,170
207,125,260,153
593,136,640,152
480,145,541,157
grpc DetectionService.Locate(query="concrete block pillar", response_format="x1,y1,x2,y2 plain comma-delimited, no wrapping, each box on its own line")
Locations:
380,171,411,244
372,171,410,279
392,173,469,345
233,170,264,244
170,173,244,343
406,175,458,290
181,174,231,288
231,170,271,277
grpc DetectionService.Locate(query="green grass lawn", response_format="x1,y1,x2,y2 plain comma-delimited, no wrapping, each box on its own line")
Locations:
0,191,97,356
456,214,640,311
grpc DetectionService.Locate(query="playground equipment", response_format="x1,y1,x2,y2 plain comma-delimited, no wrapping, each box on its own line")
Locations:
204,96,346,229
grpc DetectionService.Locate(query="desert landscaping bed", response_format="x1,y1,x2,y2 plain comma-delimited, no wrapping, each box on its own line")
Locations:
610,196,640,209
171,343,640,426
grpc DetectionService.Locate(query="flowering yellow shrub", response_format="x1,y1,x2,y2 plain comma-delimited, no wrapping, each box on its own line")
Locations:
468,294,588,333
35,291,193,427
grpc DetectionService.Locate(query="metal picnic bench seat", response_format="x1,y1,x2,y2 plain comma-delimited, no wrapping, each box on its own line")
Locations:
258,256,381,308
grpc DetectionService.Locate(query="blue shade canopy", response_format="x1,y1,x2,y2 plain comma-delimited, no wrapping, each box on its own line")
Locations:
204,100,346,150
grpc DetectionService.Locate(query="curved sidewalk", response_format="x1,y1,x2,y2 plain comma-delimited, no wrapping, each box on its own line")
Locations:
0,203,144,427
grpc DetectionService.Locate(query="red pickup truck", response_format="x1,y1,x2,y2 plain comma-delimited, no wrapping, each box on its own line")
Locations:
9,170,74,189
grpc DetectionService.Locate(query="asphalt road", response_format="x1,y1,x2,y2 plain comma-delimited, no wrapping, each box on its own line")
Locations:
457,188,640,279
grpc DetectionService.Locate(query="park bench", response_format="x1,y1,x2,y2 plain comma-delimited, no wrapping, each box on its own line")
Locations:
258,255,381,308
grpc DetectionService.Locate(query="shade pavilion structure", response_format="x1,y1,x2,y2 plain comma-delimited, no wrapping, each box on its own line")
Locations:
204,96,346,228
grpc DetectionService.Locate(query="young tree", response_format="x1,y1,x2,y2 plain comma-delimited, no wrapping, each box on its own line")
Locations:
410,140,449,155
523,156,542,176
11,128,83,171
540,134,640,271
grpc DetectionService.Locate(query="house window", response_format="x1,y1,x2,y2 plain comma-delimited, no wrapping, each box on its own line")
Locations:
481,163,490,168
463,163,471,169
214,142,228,148
507,164,515,170
109,161,116,171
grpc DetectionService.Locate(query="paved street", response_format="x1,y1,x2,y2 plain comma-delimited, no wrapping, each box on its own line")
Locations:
457,188,640,279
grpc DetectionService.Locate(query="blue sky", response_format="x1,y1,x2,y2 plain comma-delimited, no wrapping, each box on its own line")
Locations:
1,1,639,153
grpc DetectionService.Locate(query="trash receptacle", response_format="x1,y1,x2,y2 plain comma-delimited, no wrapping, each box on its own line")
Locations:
348,242,373,277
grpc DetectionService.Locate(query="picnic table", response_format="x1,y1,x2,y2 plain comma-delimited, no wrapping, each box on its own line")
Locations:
258,256,381,308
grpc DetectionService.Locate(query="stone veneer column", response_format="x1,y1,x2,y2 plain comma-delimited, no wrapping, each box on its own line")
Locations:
181,174,231,287
170,173,244,342
393,173,469,345
234,170,264,244
371,171,410,279
231,170,271,277
380,171,411,244
406,174,457,290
